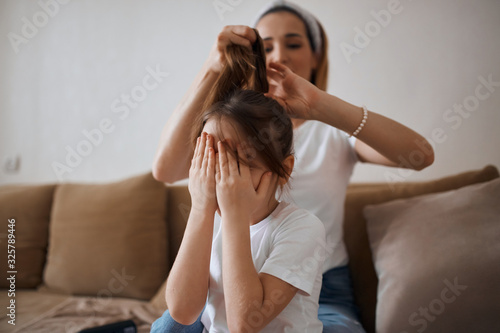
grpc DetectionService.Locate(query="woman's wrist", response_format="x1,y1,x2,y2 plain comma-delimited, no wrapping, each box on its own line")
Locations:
201,58,220,81
202,44,224,77
310,91,362,133
308,89,329,121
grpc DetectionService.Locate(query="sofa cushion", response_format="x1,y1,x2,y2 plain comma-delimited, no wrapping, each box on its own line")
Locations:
343,165,499,333
364,178,500,333
43,172,168,300
0,184,56,288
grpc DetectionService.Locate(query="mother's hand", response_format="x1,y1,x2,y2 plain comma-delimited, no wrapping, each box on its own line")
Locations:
266,62,322,120
206,25,257,74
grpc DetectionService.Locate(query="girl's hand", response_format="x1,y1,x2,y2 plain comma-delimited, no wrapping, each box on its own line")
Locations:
206,25,257,74
215,141,274,222
188,132,217,216
266,62,322,120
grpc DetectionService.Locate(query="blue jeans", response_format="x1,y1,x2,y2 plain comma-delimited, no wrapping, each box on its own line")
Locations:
150,310,204,333
319,265,365,333
150,265,365,333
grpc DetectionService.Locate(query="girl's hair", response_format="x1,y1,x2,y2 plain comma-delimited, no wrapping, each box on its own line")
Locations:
259,6,329,91
192,29,294,180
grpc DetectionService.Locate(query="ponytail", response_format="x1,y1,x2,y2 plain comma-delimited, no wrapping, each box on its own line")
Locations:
203,29,269,111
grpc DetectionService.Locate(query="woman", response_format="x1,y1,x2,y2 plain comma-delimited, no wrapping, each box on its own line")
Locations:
152,2,434,332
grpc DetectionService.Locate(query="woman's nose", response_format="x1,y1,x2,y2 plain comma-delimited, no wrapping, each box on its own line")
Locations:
269,45,288,65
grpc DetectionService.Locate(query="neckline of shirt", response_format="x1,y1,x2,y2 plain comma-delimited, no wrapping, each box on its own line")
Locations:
214,201,288,231
249,201,288,232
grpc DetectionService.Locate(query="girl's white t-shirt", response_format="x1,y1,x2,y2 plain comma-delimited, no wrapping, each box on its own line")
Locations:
287,120,358,272
201,201,325,333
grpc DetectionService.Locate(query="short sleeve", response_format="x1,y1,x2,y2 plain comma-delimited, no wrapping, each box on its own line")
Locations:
343,129,359,164
259,211,326,295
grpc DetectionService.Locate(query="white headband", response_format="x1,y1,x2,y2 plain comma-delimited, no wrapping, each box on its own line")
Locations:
251,0,323,56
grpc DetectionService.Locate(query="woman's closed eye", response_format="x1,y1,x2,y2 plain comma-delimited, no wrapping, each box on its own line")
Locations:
264,43,303,53
287,43,302,49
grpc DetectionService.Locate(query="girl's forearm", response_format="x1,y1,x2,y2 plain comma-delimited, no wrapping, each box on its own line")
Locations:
165,209,214,325
221,213,265,332
152,61,219,183
312,91,434,169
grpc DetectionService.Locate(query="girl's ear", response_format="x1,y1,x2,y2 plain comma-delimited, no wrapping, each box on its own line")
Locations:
279,155,295,185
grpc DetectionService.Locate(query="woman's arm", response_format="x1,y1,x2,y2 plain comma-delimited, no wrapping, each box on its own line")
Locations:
313,93,434,170
165,133,217,325
152,63,217,183
266,62,434,170
152,26,257,184
215,143,298,332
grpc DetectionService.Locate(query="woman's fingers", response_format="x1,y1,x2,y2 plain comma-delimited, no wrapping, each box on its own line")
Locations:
219,25,256,50
268,62,291,75
266,67,285,84
265,92,288,110
229,25,257,45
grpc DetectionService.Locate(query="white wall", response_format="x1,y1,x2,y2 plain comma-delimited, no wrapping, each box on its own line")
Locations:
1,0,499,185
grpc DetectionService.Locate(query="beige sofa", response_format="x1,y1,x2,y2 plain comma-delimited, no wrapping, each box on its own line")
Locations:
1,165,499,333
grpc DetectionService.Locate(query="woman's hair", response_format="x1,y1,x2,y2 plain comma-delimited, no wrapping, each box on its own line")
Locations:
192,29,294,181
258,5,329,91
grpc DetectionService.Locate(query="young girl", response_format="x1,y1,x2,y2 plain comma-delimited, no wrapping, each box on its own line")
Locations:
151,31,325,333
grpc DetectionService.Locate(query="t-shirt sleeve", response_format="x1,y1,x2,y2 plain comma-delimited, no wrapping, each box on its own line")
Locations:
343,128,359,164
259,211,326,296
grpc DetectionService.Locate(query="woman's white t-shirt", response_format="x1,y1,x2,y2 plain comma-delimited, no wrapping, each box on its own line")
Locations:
287,120,358,272
201,201,325,333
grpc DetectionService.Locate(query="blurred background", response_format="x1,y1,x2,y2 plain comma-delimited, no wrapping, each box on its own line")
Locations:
0,0,499,185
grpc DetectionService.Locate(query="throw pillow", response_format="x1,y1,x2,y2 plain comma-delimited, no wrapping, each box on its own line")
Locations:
364,178,500,333
43,172,168,300
0,184,56,288
343,164,499,332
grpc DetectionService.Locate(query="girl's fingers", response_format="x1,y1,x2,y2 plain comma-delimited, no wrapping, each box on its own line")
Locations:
218,141,229,179
196,132,207,168
256,172,275,197
237,144,251,178
207,147,215,178
192,136,201,163
226,145,240,176
201,135,211,171
215,153,221,183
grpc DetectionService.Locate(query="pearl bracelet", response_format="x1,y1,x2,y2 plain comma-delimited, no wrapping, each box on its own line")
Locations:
349,105,368,137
